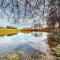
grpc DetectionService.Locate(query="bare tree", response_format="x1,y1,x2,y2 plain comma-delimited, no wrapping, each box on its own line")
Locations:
47,0,60,29
0,0,47,24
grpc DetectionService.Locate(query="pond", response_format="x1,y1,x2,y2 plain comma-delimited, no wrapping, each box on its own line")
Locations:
0,32,49,56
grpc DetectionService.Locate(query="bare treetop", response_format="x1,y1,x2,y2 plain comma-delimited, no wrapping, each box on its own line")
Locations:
0,0,48,23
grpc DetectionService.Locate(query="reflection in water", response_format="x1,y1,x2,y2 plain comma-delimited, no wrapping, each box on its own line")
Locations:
0,32,49,56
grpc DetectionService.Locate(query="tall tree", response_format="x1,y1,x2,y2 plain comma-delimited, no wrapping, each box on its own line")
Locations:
47,0,60,29
0,0,47,24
